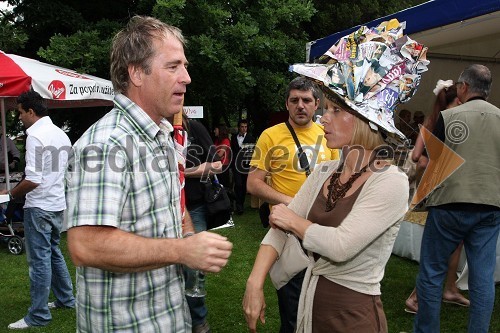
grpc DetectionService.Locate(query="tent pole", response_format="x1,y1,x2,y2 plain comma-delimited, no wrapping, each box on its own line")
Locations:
0,98,11,191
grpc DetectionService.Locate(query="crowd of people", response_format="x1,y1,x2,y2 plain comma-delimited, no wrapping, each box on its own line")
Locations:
2,14,499,333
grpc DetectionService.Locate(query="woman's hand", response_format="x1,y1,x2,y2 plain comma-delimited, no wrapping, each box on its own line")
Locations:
242,281,266,332
269,204,312,239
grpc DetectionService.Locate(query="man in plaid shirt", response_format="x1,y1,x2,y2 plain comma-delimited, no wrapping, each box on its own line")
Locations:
65,16,232,333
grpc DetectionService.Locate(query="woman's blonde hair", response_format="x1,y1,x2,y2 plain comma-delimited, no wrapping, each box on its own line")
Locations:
323,88,387,150
350,115,386,150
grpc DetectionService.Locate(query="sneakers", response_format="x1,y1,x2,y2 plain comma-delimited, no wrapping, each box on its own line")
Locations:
8,318,30,330
193,320,211,333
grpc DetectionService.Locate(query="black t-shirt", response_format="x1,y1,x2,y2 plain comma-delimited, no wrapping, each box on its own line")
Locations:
184,120,220,208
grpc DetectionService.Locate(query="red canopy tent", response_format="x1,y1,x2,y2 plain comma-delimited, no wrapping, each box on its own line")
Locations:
0,50,115,190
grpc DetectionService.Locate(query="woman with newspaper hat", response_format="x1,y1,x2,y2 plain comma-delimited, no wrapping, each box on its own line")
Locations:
243,19,429,332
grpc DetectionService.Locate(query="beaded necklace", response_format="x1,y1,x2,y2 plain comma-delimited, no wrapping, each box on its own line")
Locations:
325,162,370,212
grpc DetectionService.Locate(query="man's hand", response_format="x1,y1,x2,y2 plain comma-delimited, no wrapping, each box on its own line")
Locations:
180,232,233,272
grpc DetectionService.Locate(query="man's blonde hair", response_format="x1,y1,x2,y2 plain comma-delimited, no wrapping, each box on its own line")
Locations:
110,16,185,94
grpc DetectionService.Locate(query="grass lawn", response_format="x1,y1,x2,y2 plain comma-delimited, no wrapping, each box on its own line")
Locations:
0,200,499,332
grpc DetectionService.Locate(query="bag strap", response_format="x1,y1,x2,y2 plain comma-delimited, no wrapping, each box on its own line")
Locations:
285,120,310,177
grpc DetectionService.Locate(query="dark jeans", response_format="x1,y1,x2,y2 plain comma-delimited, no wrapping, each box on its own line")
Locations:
232,170,248,212
276,268,306,333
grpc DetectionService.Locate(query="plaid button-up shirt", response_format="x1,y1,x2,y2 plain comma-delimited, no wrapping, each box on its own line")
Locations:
65,94,190,332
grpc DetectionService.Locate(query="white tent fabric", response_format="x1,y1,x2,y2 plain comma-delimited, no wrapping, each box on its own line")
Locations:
0,50,115,189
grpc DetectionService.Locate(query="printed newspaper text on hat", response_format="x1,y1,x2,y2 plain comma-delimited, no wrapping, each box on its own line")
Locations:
290,19,429,145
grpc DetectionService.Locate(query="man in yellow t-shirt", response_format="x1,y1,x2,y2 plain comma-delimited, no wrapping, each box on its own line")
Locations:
247,76,339,333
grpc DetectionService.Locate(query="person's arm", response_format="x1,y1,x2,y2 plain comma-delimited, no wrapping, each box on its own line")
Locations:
182,210,195,235
0,135,41,197
242,244,279,332
247,167,293,205
67,226,232,273
0,179,38,199
66,142,232,274
185,161,222,177
269,203,312,239
184,120,222,178
411,113,445,163
6,138,20,169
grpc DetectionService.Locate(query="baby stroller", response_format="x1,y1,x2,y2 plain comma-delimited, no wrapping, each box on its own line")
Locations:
0,195,25,255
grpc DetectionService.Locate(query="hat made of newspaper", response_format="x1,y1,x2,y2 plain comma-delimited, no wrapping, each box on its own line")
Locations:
290,19,429,145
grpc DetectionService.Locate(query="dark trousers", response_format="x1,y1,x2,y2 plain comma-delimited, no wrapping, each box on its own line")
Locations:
276,268,306,333
233,170,248,212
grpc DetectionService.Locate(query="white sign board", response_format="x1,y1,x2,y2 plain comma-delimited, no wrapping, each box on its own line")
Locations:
183,106,203,118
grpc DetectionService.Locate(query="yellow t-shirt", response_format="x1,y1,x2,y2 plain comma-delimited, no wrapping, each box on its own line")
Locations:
250,122,339,198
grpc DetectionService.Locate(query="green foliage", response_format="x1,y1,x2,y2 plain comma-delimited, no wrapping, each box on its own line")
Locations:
172,0,315,130
0,23,28,52
38,30,112,76
152,0,186,27
3,110,23,137
0,0,429,138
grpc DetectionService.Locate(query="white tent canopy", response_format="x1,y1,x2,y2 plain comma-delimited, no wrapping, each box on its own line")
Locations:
0,50,115,189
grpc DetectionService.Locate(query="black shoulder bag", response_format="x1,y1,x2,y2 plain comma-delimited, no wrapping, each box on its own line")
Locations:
259,121,310,227
205,174,232,230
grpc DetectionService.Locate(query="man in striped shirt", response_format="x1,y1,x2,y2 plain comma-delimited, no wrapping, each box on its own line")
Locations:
65,16,232,333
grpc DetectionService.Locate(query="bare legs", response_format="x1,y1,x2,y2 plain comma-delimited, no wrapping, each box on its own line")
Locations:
405,242,469,314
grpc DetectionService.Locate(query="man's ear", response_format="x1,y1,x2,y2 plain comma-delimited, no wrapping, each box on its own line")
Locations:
128,64,143,87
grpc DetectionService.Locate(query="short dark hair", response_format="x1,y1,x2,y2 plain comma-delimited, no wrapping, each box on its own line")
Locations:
286,77,320,100
17,90,48,117
237,119,248,127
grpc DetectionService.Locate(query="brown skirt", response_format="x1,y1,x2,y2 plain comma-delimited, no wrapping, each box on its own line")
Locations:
312,276,388,333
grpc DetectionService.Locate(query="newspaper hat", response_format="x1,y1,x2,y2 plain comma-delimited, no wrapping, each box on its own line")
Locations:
290,19,429,145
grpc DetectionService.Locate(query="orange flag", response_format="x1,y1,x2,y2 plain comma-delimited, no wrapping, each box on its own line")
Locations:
410,125,465,210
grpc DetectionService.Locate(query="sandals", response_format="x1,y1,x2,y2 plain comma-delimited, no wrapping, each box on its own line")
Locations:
404,290,418,314
442,293,470,307
405,291,470,315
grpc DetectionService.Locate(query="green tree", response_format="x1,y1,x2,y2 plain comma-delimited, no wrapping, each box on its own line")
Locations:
153,0,316,134
0,3,27,53
1,0,425,138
